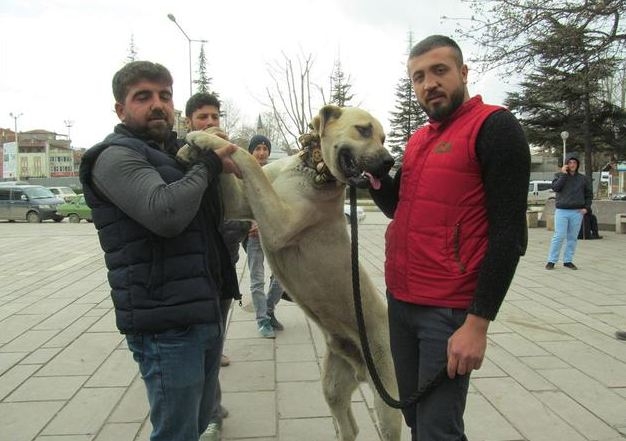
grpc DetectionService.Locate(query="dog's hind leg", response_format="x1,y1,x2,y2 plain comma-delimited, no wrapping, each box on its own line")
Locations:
322,347,360,441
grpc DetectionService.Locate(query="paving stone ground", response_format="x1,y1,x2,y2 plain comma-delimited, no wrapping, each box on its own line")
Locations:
0,211,625,441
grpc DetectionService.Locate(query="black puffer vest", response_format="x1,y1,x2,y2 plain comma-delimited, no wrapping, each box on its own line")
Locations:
80,131,223,334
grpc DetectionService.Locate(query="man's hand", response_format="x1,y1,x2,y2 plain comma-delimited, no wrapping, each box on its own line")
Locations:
215,144,242,178
446,314,489,379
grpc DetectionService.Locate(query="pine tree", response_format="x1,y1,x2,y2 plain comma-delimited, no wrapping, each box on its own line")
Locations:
126,34,138,63
387,75,425,167
194,44,213,94
329,59,354,107
386,32,426,168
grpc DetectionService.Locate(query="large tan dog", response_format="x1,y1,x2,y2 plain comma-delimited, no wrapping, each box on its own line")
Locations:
180,105,401,441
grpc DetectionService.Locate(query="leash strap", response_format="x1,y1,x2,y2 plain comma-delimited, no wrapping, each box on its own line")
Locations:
349,185,448,409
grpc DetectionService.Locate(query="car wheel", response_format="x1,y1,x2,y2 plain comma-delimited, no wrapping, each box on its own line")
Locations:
69,214,81,224
26,211,41,223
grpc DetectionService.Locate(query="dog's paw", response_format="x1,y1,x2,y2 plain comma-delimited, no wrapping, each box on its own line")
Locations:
186,130,230,151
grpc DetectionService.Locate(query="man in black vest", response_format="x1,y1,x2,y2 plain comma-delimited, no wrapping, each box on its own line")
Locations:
79,61,240,441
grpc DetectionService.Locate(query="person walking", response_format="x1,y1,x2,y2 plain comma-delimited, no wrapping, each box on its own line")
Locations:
370,35,530,441
79,61,240,441
545,156,593,270
245,135,284,338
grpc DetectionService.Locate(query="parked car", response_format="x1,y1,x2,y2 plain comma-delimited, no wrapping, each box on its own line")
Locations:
343,203,366,223
0,180,29,186
56,195,92,223
47,186,78,202
528,180,555,205
0,185,64,222
611,192,626,201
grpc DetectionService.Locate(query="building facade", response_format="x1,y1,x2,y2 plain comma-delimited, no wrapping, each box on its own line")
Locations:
1,129,78,180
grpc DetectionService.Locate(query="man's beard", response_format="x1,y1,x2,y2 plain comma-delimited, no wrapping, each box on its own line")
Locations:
420,85,465,122
124,112,173,143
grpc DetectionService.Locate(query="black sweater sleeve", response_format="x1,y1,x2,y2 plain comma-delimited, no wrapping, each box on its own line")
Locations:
370,168,402,218
468,110,530,320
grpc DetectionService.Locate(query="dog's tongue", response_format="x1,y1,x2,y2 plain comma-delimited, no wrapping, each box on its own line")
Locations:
364,172,381,190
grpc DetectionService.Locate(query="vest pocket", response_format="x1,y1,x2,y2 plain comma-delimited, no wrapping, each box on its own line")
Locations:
147,241,165,299
452,223,467,274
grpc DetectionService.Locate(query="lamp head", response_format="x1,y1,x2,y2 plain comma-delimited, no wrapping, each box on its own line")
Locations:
560,131,569,140
167,13,176,22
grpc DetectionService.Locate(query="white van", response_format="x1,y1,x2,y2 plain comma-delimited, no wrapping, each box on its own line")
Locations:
528,180,555,205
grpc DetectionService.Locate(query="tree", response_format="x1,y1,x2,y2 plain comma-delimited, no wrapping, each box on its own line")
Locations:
194,44,213,94
329,59,354,107
506,63,626,159
386,32,426,167
126,34,138,63
386,76,425,167
456,0,626,175
265,52,324,149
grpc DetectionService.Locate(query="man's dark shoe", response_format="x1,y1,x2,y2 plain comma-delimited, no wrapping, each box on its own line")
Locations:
545,262,555,270
563,262,578,270
268,312,284,331
616,331,626,341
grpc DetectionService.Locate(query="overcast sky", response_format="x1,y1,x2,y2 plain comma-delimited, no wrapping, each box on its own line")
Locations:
0,0,512,149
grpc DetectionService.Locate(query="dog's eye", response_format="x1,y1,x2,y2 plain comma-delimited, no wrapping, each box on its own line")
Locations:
356,125,372,138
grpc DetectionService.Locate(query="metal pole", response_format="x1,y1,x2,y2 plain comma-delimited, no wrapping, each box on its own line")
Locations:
167,14,207,98
560,131,569,165
9,112,22,180
188,39,192,97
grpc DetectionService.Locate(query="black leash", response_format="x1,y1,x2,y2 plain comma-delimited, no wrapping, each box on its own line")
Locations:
348,185,448,409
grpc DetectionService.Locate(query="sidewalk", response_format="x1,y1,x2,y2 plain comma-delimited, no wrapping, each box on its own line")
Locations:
0,212,625,441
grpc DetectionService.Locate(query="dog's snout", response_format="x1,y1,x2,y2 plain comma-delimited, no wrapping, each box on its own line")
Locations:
383,156,395,175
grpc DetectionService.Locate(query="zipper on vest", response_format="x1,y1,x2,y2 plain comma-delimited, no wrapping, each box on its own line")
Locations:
453,223,467,273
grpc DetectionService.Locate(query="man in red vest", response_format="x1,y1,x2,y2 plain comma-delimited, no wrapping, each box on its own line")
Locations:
371,35,530,441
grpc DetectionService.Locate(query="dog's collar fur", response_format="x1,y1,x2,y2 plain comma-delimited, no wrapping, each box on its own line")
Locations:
298,145,336,186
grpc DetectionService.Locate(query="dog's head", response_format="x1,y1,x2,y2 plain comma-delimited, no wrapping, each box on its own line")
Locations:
311,105,394,189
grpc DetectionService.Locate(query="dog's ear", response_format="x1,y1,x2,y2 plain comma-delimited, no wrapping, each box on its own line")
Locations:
314,105,342,136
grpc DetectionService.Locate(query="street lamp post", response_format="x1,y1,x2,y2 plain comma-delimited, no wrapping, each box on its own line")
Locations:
560,131,569,165
9,112,23,180
64,119,74,145
167,13,207,97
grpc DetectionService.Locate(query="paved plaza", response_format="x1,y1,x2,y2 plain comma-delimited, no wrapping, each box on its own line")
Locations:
1,211,625,441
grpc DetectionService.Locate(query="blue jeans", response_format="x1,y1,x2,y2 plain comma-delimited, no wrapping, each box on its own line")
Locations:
387,294,469,441
246,235,282,324
126,323,223,441
547,208,584,263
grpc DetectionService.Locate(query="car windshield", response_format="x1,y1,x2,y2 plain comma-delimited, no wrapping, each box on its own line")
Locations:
23,187,55,199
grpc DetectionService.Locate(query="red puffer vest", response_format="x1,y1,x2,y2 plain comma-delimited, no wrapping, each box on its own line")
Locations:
385,96,502,309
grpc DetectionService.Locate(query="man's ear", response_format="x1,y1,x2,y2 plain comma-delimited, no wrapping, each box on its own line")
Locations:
114,102,125,121
185,117,192,131
313,105,342,136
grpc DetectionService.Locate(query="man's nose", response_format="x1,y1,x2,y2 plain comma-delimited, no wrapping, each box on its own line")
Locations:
423,74,437,91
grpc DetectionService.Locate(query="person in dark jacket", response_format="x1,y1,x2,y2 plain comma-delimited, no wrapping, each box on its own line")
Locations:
183,91,250,441
546,156,593,270
79,61,240,441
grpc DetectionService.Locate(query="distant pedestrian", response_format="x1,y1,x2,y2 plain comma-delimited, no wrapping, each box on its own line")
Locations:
545,156,593,270
245,135,284,338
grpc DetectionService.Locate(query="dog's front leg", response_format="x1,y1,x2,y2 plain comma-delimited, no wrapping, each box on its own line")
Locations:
229,149,317,251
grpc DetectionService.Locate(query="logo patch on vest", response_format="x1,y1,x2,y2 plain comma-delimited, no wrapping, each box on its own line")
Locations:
433,141,452,153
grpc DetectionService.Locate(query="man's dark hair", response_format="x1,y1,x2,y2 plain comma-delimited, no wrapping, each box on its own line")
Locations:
112,61,173,103
409,35,464,67
185,92,221,117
